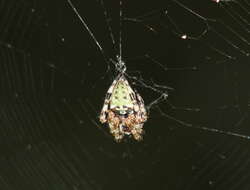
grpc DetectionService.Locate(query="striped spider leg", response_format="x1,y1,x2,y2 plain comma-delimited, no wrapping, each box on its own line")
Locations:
99,77,118,123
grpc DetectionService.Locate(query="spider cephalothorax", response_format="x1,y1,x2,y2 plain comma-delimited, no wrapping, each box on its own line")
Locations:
99,74,147,142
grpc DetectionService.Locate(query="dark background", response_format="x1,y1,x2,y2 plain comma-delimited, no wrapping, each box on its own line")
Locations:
0,0,250,189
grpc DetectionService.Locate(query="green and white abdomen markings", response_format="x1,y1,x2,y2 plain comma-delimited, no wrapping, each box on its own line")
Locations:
110,80,134,109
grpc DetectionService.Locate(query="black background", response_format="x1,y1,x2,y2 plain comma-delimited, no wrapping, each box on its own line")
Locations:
0,0,250,189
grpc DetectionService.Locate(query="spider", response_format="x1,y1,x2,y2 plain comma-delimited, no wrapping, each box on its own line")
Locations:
66,0,250,143
66,0,148,142
99,74,147,142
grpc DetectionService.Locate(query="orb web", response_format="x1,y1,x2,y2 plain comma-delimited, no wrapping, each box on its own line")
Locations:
0,0,250,189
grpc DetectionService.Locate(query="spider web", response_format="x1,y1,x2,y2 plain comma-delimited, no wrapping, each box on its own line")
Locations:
0,0,250,189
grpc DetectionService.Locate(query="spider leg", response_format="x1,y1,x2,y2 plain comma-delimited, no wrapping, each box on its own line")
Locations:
131,123,144,141
99,77,119,123
107,111,124,142
136,92,147,122
99,103,108,123
131,107,145,140
109,123,124,142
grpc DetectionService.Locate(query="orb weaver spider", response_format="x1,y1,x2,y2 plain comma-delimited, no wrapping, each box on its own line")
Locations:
67,0,250,143
67,0,148,142
99,73,147,142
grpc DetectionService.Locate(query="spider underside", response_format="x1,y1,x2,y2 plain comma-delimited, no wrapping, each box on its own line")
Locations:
99,74,147,142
